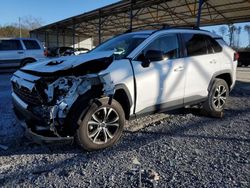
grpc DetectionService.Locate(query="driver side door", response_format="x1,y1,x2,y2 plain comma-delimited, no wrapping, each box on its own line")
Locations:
131,34,186,114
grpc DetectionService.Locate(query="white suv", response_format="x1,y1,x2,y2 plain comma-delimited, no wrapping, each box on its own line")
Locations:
11,28,237,151
0,38,45,69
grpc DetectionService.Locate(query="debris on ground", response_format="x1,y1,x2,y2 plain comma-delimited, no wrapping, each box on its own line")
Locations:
0,71,250,187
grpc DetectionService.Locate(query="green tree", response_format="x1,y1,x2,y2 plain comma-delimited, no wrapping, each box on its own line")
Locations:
236,26,241,49
244,25,250,47
0,16,43,38
228,24,236,47
219,26,227,40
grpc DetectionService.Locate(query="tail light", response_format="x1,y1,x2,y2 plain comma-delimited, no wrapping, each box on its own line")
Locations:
234,52,239,61
44,49,48,57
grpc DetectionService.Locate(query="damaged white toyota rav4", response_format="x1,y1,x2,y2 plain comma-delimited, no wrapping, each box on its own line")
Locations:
11,28,237,151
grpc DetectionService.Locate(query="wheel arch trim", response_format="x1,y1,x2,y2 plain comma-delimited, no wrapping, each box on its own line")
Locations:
208,70,233,92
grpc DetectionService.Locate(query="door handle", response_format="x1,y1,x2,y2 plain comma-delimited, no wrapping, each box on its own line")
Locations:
174,66,184,72
17,51,24,54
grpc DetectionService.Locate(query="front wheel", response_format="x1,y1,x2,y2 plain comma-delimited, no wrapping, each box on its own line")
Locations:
203,79,229,116
76,98,125,151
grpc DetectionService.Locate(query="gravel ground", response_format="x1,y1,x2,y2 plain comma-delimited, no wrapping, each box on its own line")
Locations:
0,68,249,187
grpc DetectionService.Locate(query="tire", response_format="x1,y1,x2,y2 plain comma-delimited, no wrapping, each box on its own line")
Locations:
75,97,125,151
20,58,36,67
203,79,229,116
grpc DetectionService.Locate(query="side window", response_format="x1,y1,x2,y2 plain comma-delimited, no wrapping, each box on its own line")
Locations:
183,34,207,56
0,40,23,51
208,38,222,53
144,34,180,59
23,40,41,50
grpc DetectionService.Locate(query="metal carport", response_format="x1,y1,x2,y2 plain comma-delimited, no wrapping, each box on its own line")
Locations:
30,0,250,48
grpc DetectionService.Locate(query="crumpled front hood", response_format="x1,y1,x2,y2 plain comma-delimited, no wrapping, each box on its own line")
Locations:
21,51,114,75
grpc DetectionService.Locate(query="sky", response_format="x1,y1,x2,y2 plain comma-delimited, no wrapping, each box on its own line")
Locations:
0,0,120,25
202,23,250,47
0,0,249,47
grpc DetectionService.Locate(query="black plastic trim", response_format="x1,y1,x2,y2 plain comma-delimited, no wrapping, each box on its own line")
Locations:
208,70,233,92
114,84,133,107
134,95,207,119
127,58,137,114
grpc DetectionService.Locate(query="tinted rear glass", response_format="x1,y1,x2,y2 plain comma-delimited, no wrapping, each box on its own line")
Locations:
23,40,41,50
0,40,22,51
209,38,222,53
183,34,222,56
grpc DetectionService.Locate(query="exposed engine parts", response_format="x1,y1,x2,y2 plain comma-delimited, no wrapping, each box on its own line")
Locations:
42,73,115,133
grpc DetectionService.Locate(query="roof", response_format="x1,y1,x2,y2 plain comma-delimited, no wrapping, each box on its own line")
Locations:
31,0,250,38
0,37,39,40
130,27,221,37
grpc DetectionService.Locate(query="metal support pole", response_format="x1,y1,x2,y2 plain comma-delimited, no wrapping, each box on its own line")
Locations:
56,25,59,47
44,32,47,47
196,0,204,28
129,0,133,31
63,31,65,46
72,20,76,48
19,17,22,38
98,10,102,45
47,32,50,47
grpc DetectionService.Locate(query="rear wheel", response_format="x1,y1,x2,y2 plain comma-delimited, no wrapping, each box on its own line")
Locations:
203,79,229,116
75,97,125,151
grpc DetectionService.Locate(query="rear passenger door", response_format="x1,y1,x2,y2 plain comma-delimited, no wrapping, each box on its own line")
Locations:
182,33,221,103
0,40,24,68
22,39,44,59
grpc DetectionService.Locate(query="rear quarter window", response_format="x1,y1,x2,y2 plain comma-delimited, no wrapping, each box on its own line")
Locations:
23,40,41,50
208,38,222,53
0,40,23,51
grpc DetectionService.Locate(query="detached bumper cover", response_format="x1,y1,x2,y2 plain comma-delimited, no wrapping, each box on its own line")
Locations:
25,128,73,145
12,92,73,144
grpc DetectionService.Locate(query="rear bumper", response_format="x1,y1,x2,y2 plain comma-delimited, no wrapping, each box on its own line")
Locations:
12,92,73,144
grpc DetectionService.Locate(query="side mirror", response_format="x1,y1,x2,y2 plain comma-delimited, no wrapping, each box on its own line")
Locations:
138,50,165,68
138,53,150,68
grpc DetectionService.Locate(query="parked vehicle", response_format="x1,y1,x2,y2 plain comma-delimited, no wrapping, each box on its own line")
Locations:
45,47,75,57
238,50,250,67
74,48,90,55
11,28,237,151
0,38,45,68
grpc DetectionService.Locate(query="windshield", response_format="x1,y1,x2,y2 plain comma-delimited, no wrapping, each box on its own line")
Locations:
90,33,150,59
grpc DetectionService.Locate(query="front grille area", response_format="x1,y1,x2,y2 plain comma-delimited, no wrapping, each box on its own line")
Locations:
12,82,43,106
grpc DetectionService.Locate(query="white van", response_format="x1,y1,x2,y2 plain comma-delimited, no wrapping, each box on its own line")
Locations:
0,38,45,69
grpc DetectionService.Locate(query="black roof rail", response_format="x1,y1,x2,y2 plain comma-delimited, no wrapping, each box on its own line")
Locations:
124,24,202,34
124,23,171,33
160,25,200,30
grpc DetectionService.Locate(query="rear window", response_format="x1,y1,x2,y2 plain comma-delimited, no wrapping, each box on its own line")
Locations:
23,40,41,50
0,40,23,51
183,34,222,56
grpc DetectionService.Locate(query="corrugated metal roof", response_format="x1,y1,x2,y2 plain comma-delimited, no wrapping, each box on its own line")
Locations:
31,0,250,38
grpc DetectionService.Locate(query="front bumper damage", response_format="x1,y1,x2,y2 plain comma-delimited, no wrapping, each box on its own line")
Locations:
12,92,74,144
11,71,115,144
